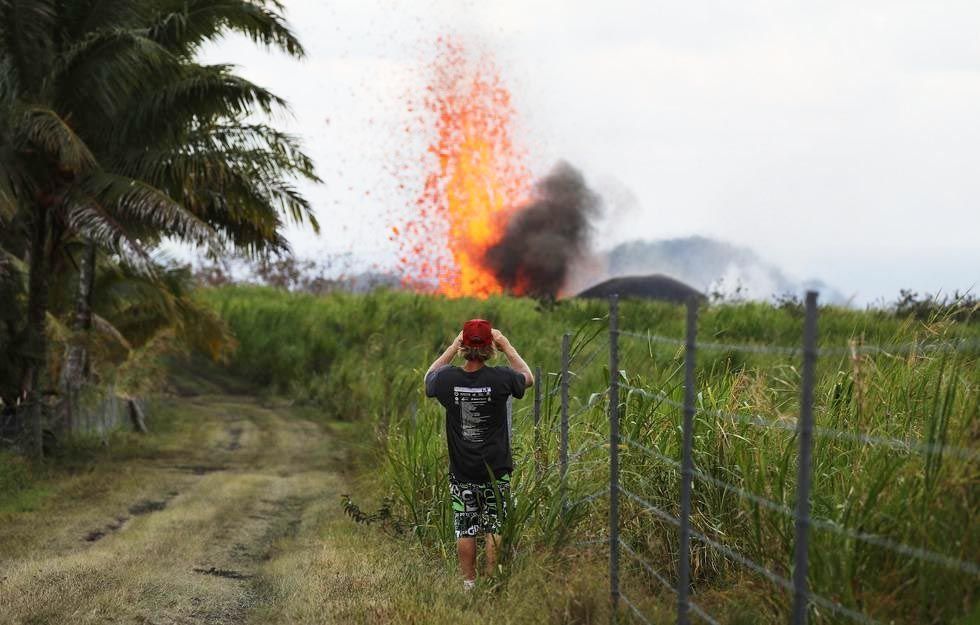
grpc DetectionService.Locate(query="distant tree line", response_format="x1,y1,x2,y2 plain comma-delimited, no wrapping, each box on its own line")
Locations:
192,254,403,294
889,289,977,324
0,0,319,457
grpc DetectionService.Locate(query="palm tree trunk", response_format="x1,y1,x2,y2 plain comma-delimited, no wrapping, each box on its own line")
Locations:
23,206,49,459
59,239,96,434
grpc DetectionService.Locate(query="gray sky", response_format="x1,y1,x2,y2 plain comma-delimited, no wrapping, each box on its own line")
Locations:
200,0,980,304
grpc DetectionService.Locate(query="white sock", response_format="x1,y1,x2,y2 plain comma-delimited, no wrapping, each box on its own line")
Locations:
463,578,476,590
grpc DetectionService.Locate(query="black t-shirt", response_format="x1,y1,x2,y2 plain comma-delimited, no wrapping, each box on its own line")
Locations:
425,365,527,482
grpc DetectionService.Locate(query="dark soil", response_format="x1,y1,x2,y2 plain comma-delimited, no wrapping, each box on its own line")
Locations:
129,499,167,515
193,566,253,580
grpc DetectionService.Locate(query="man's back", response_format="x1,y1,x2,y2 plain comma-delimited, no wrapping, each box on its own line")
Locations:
426,364,526,482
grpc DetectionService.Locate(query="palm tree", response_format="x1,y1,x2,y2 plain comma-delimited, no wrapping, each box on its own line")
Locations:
0,0,319,455
57,1,320,432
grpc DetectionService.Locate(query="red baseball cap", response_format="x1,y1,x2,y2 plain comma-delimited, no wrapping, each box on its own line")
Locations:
462,319,493,348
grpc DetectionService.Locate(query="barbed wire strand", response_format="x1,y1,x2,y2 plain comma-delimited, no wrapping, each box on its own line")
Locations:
845,339,980,356
619,592,654,625
619,330,980,357
571,487,608,507
621,383,980,462
566,441,606,465
620,487,681,528
619,539,721,625
534,439,607,477
566,459,612,471
619,487,880,625
547,387,610,434
621,330,799,356
689,523,880,625
621,435,980,577
571,342,606,375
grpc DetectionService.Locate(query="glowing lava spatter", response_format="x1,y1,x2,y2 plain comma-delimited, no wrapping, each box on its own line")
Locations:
394,39,530,298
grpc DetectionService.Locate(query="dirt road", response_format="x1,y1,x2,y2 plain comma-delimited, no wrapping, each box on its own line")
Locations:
0,394,357,624
0,390,602,625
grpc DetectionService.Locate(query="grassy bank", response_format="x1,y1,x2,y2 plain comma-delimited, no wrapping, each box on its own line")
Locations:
206,286,979,624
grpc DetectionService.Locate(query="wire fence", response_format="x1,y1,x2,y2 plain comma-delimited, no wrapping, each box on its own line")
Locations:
534,294,979,625
619,330,980,357
618,383,980,463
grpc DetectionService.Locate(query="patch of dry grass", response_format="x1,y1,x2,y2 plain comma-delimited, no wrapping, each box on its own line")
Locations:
248,498,622,625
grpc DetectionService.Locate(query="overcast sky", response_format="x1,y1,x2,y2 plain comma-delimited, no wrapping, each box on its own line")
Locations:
200,0,980,304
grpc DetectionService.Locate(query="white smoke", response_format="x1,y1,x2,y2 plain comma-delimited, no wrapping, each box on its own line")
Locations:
573,236,848,304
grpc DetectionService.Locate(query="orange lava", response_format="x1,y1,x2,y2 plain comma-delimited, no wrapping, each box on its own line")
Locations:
394,39,530,298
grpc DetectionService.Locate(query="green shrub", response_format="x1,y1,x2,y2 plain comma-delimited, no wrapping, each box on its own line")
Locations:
0,451,33,494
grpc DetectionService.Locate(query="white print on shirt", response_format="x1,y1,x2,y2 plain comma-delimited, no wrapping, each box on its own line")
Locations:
453,386,492,442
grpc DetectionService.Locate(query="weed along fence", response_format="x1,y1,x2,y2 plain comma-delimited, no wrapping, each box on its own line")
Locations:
530,293,979,625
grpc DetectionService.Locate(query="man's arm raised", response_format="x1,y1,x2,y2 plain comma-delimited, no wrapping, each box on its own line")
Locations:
492,329,534,388
424,331,463,385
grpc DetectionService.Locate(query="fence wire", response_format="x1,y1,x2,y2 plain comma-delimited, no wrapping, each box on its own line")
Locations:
619,486,880,625
570,342,606,375
621,383,980,462
621,434,980,577
572,487,608,507
620,592,654,625
547,386,609,434
619,538,721,625
620,329,980,357
536,440,606,478
621,329,800,355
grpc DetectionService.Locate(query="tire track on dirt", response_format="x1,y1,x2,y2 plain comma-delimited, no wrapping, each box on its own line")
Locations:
0,396,335,625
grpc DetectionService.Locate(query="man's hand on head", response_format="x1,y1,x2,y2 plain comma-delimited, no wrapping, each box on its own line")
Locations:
491,329,510,350
492,329,533,387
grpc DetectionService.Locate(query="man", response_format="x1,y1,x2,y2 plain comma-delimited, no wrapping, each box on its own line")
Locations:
424,319,534,589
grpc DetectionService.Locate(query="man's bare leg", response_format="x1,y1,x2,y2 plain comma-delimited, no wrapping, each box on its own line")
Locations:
484,533,502,577
457,537,477,585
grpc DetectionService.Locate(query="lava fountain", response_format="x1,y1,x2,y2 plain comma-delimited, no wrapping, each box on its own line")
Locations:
393,39,531,298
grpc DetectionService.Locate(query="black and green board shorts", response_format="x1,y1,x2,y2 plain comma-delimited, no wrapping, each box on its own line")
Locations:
449,473,510,539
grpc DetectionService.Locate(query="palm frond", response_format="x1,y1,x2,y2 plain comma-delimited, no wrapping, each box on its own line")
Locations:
91,312,132,350
63,0,151,40
48,27,179,123
149,0,304,59
0,59,26,221
0,241,27,291
92,255,234,360
20,107,97,173
0,164,19,221
190,185,291,259
192,122,319,180
117,121,318,191
117,63,288,146
60,188,154,271
254,177,319,232
80,171,221,250
0,0,58,92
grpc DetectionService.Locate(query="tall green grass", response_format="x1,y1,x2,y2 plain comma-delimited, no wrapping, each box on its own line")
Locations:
205,286,979,624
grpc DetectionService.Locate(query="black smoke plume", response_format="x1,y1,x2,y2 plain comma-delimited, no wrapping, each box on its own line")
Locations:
484,162,601,298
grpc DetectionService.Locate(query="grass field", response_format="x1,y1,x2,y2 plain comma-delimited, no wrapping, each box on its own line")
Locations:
205,286,979,625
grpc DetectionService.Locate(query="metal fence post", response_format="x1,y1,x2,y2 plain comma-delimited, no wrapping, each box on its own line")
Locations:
677,298,699,625
560,333,571,486
609,295,621,623
792,291,819,625
534,365,542,479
